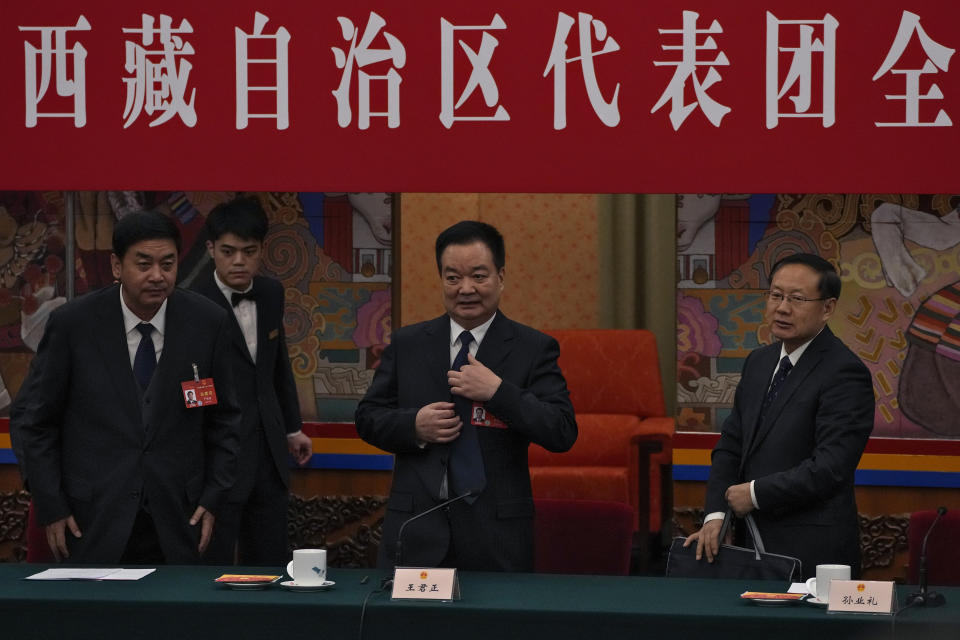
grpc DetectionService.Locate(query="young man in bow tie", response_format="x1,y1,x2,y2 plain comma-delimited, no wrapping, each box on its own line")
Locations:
193,196,312,565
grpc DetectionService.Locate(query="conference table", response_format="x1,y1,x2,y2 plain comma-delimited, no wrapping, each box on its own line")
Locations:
1,564,957,640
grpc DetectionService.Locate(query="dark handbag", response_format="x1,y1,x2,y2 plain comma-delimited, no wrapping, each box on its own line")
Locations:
665,512,802,584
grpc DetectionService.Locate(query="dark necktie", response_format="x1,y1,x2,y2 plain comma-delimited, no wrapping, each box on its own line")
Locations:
231,289,256,307
449,330,486,500
759,355,792,423
133,323,156,391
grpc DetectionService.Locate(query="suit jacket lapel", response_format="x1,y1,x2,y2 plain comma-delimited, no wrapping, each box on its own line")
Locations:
474,311,515,372
424,315,454,399
93,285,142,425
744,327,834,461
197,271,253,365
146,291,193,441
254,276,272,367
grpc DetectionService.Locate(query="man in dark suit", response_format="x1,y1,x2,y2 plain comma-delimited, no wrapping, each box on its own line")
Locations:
13,210,241,564
685,253,874,579
356,220,577,572
192,196,312,566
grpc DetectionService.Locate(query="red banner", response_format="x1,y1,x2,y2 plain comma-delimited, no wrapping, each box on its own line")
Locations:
1,1,958,192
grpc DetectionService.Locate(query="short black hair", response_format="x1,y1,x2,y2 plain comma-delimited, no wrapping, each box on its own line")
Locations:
112,209,181,259
435,220,505,273
206,196,269,243
770,253,841,299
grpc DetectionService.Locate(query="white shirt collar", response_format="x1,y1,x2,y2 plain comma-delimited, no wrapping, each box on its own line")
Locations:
779,326,825,366
119,285,167,335
449,312,497,347
214,270,253,298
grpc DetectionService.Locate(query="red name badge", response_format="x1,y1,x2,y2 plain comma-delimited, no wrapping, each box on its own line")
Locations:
181,378,218,408
471,402,506,428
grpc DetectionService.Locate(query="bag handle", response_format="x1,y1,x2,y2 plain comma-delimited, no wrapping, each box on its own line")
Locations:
720,511,766,560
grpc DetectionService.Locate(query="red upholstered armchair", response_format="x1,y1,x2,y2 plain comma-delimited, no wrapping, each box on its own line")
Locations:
529,329,674,561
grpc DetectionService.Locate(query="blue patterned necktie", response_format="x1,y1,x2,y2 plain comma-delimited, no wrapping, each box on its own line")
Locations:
449,330,486,500
759,355,792,423
133,323,156,391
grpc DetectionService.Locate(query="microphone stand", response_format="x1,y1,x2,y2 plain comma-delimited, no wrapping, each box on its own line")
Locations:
395,489,477,567
906,507,948,607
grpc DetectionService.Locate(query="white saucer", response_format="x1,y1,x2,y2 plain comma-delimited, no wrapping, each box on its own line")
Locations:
280,580,335,592
805,595,829,606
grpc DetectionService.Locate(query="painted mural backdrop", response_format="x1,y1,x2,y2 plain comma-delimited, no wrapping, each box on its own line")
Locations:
676,193,960,439
0,191,392,423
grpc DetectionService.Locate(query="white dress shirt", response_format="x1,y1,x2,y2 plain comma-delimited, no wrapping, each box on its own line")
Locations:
215,271,257,362
448,312,496,365
120,287,167,368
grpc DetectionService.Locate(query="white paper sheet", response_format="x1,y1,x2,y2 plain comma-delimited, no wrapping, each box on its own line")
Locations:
26,568,124,580
788,582,811,594
99,568,156,580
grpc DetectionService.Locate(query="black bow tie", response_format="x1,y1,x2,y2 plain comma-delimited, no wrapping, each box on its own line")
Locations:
231,289,257,307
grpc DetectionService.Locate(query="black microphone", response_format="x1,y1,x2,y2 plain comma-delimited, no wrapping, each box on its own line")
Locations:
907,506,948,607
395,489,478,567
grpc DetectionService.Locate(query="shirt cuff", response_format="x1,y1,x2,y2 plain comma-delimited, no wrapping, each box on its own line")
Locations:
704,511,725,523
286,430,303,438
750,480,759,509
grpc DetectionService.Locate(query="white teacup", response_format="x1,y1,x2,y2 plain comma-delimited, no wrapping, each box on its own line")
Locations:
286,548,327,585
805,564,851,601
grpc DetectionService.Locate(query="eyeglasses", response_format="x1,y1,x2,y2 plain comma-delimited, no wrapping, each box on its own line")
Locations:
765,291,830,305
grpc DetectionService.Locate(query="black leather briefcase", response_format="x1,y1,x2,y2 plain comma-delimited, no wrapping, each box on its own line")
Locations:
665,512,802,584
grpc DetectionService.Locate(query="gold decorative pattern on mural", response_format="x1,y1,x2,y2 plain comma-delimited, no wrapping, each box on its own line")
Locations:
878,404,893,423
846,253,888,290
889,330,907,350
876,371,892,395
876,299,899,323
781,194,858,239
848,296,873,327
886,360,900,376
858,338,885,363
283,287,325,378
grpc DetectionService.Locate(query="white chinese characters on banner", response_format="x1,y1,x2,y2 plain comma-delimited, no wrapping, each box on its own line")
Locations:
651,10,730,130
873,11,955,128
766,12,838,129
20,15,91,128
236,12,290,130
332,12,406,129
543,12,620,130
13,8,960,135
122,14,197,128
439,14,509,129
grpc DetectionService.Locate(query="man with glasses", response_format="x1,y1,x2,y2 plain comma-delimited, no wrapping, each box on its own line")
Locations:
684,253,874,579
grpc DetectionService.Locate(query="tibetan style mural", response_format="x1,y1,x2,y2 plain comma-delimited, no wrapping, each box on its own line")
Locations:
676,193,960,439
